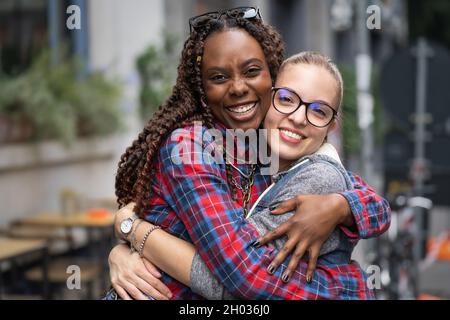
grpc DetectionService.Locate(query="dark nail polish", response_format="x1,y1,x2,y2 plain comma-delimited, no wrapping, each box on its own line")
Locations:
267,264,275,274
282,273,290,282
269,204,278,211
306,276,312,283
251,240,260,247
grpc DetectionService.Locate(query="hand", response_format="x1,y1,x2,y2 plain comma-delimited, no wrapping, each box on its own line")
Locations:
255,194,351,283
109,243,173,300
114,202,136,241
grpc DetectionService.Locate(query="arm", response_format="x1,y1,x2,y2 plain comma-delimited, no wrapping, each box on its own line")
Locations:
132,220,195,286
115,205,232,299
108,243,173,300
257,173,391,279
109,203,173,300
114,203,195,287
340,171,391,239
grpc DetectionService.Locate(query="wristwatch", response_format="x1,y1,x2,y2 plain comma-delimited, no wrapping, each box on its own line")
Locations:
120,214,138,239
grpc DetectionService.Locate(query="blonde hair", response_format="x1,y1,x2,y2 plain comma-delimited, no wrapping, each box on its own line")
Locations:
279,51,343,110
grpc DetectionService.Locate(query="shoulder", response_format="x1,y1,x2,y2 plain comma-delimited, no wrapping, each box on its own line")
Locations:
286,155,352,193
157,123,225,174
162,123,206,145
159,123,206,157
160,122,224,151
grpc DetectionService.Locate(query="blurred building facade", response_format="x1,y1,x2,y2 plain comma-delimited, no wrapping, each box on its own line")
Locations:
0,0,416,226
0,0,168,224
0,0,278,225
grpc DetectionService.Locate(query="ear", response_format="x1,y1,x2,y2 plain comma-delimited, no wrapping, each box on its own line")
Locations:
324,119,338,143
328,118,338,133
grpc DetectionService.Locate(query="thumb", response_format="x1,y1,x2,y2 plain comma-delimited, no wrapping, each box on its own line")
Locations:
270,196,302,215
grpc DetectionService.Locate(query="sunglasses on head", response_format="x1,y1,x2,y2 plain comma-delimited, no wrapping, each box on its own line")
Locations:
189,6,261,34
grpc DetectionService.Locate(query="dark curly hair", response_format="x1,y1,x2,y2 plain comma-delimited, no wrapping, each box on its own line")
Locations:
115,16,285,218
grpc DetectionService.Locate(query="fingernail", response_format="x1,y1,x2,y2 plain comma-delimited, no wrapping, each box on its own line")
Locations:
282,273,290,282
269,204,278,211
167,292,173,299
251,240,260,247
267,264,275,274
306,276,312,283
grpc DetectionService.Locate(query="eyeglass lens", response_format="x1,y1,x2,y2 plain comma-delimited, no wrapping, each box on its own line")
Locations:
273,88,334,127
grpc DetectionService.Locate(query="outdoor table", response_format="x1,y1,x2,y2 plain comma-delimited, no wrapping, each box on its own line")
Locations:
0,237,49,299
16,210,115,291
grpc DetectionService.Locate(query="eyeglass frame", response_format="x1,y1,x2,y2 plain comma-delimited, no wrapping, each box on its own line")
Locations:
189,6,261,34
271,87,338,128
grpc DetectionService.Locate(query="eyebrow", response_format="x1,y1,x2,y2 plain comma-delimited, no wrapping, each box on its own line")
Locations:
240,58,264,68
310,99,333,107
287,88,332,107
205,58,264,74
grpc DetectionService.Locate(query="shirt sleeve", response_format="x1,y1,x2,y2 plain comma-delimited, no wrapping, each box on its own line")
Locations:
158,132,337,299
339,171,391,239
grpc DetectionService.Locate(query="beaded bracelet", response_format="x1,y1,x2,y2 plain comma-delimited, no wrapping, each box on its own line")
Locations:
130,219,145,254
138,225,161,258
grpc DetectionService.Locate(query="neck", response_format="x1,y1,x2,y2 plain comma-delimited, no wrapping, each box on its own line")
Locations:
278,158,295,172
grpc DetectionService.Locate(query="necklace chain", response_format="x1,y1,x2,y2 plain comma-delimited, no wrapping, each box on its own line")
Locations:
229,163,256,217
213,141,257,217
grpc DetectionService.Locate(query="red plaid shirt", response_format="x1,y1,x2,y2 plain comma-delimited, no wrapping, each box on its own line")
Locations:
144,123,389,299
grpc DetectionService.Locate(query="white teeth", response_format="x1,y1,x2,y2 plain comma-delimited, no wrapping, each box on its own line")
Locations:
228,103,256,114
280,129,303,140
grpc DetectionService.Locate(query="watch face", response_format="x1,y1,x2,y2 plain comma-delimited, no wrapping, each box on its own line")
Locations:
120,218,133,234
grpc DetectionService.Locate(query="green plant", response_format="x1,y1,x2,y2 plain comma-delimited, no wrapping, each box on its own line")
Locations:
339,64,384,159
136,31,179,120
339,64,360,158
0,50,123,145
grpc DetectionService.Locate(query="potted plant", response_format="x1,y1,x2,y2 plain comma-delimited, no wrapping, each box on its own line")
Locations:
136,31,179,121
0,50,123,146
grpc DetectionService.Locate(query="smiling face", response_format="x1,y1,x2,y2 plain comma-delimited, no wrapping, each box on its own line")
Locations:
201,29,272,130
264,63,339,171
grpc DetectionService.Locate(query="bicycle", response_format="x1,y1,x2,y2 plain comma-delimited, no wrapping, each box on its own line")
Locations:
374,193,433,300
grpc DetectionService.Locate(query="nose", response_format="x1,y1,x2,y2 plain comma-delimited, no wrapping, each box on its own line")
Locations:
288,104,308,126
229,77,249,97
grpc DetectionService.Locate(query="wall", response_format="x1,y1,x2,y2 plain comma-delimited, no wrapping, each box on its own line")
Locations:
0,0,165,225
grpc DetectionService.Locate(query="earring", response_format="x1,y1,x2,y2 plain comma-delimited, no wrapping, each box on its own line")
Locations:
200,98,208,109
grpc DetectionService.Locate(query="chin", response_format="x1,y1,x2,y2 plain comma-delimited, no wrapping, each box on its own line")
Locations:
235,120,261,131
278,148,304,161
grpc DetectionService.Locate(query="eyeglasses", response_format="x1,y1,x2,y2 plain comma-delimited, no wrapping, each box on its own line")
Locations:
189,7,261,34
272,87,338,128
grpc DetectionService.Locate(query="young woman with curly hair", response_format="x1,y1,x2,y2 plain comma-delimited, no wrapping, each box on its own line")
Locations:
108,7,390,300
